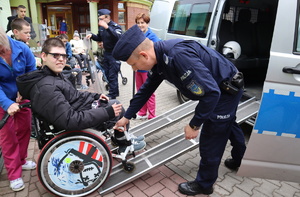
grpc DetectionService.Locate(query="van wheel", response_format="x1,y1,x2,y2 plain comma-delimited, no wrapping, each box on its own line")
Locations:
177,90,189,104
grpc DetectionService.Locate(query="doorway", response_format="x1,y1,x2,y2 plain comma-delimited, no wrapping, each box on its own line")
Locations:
46,5,73,40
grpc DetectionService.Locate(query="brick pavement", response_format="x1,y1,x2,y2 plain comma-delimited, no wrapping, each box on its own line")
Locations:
0,62,300,197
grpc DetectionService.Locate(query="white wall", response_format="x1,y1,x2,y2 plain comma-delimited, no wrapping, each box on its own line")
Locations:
0,0,11,31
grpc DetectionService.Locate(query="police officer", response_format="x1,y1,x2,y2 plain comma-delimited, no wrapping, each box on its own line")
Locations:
112,25,247,195
86,9,123,99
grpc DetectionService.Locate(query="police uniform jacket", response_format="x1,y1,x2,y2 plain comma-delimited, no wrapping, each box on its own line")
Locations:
6,15,37,39
91,21,122,52
124,39,239,127
16,66,115,131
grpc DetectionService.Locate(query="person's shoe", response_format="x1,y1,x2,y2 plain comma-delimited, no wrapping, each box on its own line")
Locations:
178,181,213,195
224,158,240,170
118,140,146,153
22,161,36,170
132,139,146,151
128,133,145,141
134,114,147,120
77,84,88,90
10,178,25,192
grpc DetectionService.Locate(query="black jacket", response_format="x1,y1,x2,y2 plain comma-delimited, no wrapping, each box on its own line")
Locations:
7,15,36,39
16,66,115,131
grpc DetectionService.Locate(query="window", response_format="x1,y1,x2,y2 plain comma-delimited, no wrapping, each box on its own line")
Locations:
118,2,126,31
296,15,300,52
168,0,212,38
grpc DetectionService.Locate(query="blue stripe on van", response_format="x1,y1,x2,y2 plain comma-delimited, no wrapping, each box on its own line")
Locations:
254,89,300,138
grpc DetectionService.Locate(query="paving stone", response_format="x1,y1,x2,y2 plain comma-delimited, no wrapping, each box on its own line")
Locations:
254,179,280,197
217,174,242,193
214,183,231,196
158,165,175,177
274,182,300,197
235,177,261,195
160,177,178,192
145,172,165,185
143,182,165,196
113,182,134,195
229,186,251,197
132,178,149,190
127,186,148,197
159,188,179,197
115,190,132,197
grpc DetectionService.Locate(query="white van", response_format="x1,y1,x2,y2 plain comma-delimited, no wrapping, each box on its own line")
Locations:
150,0,300,182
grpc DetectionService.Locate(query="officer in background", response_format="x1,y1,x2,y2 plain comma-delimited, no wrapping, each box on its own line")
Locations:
6,5,36,40
86,9,123,99
112,25,246,196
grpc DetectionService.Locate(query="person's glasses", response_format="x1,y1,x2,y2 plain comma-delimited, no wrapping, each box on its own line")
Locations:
46,53,68,60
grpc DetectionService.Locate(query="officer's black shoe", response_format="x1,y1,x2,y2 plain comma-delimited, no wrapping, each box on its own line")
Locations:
178,181,213,195
224,158,240,170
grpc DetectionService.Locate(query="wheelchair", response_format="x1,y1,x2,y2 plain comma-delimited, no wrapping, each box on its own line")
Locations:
0,102,137,197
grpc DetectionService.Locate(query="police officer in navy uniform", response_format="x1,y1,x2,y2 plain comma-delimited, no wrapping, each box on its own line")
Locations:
112,25,247,195
86,9,123,99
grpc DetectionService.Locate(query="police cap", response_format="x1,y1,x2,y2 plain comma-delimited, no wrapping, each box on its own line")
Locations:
98,9,111,16
112,24,146,61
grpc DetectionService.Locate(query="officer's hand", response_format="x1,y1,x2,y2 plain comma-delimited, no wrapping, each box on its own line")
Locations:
98,20,109,29
184,124,199,140
7,103,20,116
114,117,129,132
112,103,122,117
86,34,92,39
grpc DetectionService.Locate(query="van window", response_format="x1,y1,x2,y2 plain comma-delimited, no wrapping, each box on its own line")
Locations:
296,15,300,52
168,0,212,38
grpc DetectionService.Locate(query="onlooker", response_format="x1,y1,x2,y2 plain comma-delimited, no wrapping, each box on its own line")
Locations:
70,32,89,71
134,13,160,120
0,26,37,192
6,5,36,40
16,38,146,155
112,25,246,195
59,19,68,34
11,18,31,46
86,9,123,99
57,34,88,90
94,41,108,82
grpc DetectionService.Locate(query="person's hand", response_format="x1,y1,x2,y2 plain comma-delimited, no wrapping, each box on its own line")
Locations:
114,117,130,132
7,103,20,116
98,20,109,29
112,103,122,117
184,124,200,140
16,92,22,103
99,94,109,101
86,34,92,39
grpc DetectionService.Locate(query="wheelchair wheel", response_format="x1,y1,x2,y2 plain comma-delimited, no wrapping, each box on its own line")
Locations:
37,130,112,197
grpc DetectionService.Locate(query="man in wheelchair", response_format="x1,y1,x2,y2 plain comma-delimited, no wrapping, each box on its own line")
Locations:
16,38,146,152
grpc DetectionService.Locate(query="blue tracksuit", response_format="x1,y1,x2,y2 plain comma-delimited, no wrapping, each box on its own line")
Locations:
124,39,246,189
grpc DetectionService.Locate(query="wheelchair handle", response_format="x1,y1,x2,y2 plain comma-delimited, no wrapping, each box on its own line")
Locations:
0,102,31,129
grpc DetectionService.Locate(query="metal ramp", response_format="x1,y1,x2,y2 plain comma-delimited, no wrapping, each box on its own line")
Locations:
99,96,260,195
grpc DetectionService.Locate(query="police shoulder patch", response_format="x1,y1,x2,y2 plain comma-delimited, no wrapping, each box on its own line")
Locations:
187,81,205,96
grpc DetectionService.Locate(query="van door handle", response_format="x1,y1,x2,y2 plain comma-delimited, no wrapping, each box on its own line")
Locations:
282,66,300,74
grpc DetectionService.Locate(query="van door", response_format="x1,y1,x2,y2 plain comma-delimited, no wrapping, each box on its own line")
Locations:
238,0,300,182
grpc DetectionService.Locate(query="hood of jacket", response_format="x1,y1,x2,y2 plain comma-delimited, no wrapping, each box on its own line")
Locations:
16,66,55,99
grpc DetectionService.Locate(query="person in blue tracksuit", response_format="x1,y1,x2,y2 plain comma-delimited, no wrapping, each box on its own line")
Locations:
112,25,246,195
86,9,123,99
